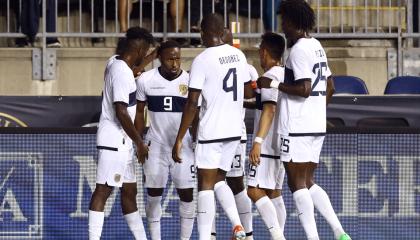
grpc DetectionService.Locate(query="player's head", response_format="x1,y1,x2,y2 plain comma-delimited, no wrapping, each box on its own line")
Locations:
200,13,225,47
279,0,315,41
158,40,181,79
116,26,154,66
222,27,233,46
259,32,285,69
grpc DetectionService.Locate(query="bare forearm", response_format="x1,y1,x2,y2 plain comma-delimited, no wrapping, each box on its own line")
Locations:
278,82,310,98
176,101,198,141
326,77,335,105
255,104,275,139
134,114,145,139
117,111,141,144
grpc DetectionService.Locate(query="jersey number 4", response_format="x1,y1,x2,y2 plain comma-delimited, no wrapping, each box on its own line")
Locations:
223,68,238,101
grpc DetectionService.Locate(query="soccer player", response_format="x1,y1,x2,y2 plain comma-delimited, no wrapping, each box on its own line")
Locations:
220,27,256,240
135,40,196,240
172,13,254,240
258,1,351,240
247,32,286,240
89,27,154,240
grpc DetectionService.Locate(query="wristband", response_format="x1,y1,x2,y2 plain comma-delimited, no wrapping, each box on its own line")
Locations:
254,137,264,144
270,80,280,89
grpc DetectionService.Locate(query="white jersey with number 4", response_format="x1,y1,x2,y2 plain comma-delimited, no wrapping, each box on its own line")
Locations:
97,55,137,152
279,37,331,136
189,44,251,143
136,68,191,151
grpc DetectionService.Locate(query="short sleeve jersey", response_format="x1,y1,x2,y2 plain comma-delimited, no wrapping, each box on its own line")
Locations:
279,38,331,136
136,68,191,151
189,44,251,143
97,55,137,151
241,64,259,141
254,66,283,156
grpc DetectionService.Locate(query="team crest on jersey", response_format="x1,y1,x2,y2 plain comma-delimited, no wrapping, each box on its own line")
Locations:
114,174,121,182
179,84,188,96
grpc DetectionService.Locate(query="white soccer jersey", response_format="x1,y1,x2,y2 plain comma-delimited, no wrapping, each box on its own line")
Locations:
136,68,191,151
253,66,283,156
189,44,251,143
97,55,137,151
279,37,331,136
241,64,259,141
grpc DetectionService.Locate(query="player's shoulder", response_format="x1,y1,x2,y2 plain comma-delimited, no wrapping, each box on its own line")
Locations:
264,66,284,83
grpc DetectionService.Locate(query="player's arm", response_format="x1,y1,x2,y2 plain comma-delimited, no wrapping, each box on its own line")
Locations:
189,106,200,143
115,102,142,145
172,89,201,162
258,76,311,98
249,102,276,166
134,101,147,133
133,47,158,77
243,99,256,109
326,76,335,105
244,81,255,99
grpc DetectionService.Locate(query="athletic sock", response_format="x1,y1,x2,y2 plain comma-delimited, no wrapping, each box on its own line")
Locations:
124,211,147,240
293,189,319,240
309,184,345,239
146,195,162,240
234,190,253,235
88,210,104,240
271,195,287,234
214,181,241,226
179,201,196,239
198,190,216,240
255,196,284,240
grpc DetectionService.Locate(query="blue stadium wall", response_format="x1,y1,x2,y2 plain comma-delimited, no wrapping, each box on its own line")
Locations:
0,129,418,239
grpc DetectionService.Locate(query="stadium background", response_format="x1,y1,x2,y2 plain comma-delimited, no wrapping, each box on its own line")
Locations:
0,0,420,239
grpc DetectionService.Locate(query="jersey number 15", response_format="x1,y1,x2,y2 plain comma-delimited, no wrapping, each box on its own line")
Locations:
223,68,238,101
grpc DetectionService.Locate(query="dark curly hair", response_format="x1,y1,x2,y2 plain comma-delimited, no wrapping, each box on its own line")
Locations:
279,0,315,32
261,32,285,61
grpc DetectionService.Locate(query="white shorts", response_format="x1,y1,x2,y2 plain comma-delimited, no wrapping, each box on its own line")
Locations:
247,155,285,190
226,141,247,177
144,140,195,189
195,140,240,172
96,148,136,188
279,135,325,163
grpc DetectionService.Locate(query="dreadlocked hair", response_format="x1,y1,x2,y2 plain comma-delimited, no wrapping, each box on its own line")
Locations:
279,0,315,32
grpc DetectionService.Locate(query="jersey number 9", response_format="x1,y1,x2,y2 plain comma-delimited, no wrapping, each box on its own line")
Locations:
163,96,172,111
223,68,238,101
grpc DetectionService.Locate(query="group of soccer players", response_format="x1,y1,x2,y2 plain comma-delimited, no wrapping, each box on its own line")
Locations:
88,0,352,240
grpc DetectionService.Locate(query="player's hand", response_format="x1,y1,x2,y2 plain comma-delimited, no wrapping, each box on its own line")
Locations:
257,76,272,89
249,143,261,166
172,139,183,163
136,141,149,164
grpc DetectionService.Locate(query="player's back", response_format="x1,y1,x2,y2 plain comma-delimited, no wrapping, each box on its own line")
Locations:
189,44,250,142
97,55,137,151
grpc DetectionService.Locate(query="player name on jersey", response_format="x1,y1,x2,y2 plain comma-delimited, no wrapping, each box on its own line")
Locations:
219,54,240,65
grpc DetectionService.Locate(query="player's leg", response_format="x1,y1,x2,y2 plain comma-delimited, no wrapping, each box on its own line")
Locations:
307,163,350,240
177,188,195,240
269,163,287,235
89,149,124,240
284,162,318,240
226,141,253,239
247,156,284,240
226,176,253,239
143,145,169,240
121,182,147,240
197,168,219,240
89,183,113,240
146,188,164,240
172,147,196,240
